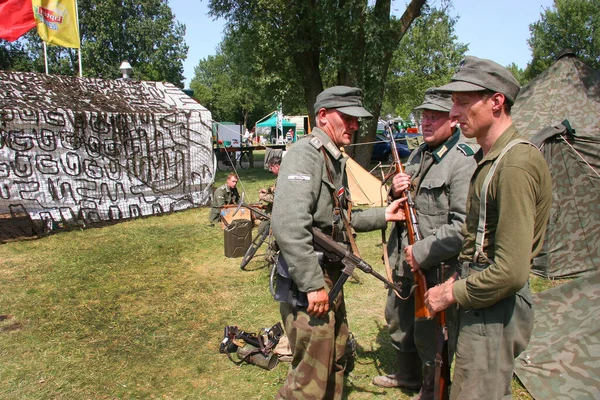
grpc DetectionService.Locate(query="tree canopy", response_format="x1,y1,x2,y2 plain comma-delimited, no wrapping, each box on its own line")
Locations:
526,0,600,79
383,5,467,119
208,0,441,164
0,0,187,86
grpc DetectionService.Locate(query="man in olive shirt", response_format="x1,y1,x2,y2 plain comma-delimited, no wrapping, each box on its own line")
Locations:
425,56,552,399
271,86,407,399
208,173,240,225
373,89,477,400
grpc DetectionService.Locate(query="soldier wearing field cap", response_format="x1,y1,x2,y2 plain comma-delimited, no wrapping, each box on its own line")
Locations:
373,88,477,400
425,56,552,399
271,86,408,399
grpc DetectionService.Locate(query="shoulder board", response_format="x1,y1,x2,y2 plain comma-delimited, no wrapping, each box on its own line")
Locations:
457,143,476,156
309,136,323,150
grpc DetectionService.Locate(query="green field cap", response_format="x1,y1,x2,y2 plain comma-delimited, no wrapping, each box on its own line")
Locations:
438,56,520,104
314,86,373,118
414,88,453,112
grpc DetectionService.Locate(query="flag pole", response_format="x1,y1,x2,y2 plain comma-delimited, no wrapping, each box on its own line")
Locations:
43,41,48,74
75,0,82,77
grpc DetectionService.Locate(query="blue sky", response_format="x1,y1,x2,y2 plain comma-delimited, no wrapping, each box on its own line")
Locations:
169,0,555,88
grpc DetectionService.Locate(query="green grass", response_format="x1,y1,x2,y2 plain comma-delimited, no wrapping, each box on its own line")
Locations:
0,159,558,399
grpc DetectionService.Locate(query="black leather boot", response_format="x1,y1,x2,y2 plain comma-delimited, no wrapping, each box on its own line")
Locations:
410,362,436,400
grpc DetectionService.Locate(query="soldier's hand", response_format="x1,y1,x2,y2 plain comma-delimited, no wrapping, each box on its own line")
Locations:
391,172,411,198
424,279,457,316
307,288,329,318
404,245,421,272
385,198,407,222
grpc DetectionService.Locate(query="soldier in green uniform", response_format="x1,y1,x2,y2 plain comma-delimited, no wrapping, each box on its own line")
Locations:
373,89,478,400
425,56,552,399
208,172,240,225
271,86,407,400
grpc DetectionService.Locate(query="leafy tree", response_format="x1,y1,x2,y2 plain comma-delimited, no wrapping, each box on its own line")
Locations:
0,39,35,71
0,0,187,87
190,26,297,126
506,62,529,86
383,5,467,120
208,0,429,165
526,0,600,79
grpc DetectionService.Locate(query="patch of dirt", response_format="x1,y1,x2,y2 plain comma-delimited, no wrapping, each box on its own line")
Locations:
0,315,23,332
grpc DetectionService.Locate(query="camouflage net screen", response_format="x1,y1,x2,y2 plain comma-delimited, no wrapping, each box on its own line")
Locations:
0,72,215,241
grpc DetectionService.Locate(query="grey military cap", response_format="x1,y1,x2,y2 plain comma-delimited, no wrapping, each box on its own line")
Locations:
437,56,521,104
314,86,373,118
414,88,453,112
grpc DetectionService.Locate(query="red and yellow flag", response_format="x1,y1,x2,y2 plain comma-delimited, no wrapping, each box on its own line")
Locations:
0,0,36,42
32,0,80,48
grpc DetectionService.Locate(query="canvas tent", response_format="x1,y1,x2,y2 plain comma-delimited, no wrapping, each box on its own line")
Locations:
0,71,215,241
514,269,600,400
510,52,600,400
512,51,600,279
345,155,388,207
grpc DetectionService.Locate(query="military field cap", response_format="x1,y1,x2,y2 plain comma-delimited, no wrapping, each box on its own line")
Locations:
414,88,453,112
314,86,373,118
437,56,521,104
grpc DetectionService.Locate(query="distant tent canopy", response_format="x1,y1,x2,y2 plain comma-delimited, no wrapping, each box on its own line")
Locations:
512,51,600,279
256,114,296,143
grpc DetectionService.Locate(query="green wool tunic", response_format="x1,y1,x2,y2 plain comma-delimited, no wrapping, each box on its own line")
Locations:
271,127,388,293
454,125,553,309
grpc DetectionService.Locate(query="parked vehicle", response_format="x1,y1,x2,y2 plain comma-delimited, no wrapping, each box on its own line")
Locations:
371,133,411,162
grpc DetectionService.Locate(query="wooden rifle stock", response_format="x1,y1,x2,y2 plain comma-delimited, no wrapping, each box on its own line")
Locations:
383,122,431,320
434,307,450,400
434,265,450,400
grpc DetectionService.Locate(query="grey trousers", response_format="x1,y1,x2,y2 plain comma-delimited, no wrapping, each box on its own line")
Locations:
450,287,534,400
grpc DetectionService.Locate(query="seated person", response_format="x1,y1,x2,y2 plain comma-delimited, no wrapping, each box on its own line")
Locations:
208,173,240,225
258,156,281,214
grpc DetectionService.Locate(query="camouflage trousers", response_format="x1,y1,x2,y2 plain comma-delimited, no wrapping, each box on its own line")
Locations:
450,286,533,400
276,299,349,400
384,276,457,372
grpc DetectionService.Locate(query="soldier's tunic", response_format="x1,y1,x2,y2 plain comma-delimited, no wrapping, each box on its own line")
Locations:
208,184,240,224
385,129,477,370
272,127,388,400
451,125,552,400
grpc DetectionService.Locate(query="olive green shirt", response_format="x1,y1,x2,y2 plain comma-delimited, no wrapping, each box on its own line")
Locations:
208,184,240,223
271,128,388,292
454,125,552,309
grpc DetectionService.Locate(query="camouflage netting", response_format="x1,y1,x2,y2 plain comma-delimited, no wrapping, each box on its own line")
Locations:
0,71,216,241
514,270,600,400
513,51,600,279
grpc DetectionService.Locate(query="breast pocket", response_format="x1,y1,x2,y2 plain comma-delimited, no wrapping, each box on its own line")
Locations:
416,178,448,217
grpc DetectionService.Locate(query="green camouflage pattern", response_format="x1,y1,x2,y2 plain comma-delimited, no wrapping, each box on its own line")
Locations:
512,53,600,278
514,270,600,400
276,300,348,400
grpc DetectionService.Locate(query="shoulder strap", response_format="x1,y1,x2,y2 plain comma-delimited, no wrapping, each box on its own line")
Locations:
319,147,361,257
474,139,535,263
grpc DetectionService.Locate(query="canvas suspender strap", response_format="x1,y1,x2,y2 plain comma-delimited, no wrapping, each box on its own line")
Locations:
474,139,533,263
320,147,361,258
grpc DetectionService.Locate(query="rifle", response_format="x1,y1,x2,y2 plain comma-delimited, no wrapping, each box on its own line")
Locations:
434,267,450,400
382,120,431,320
311,227,403,306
